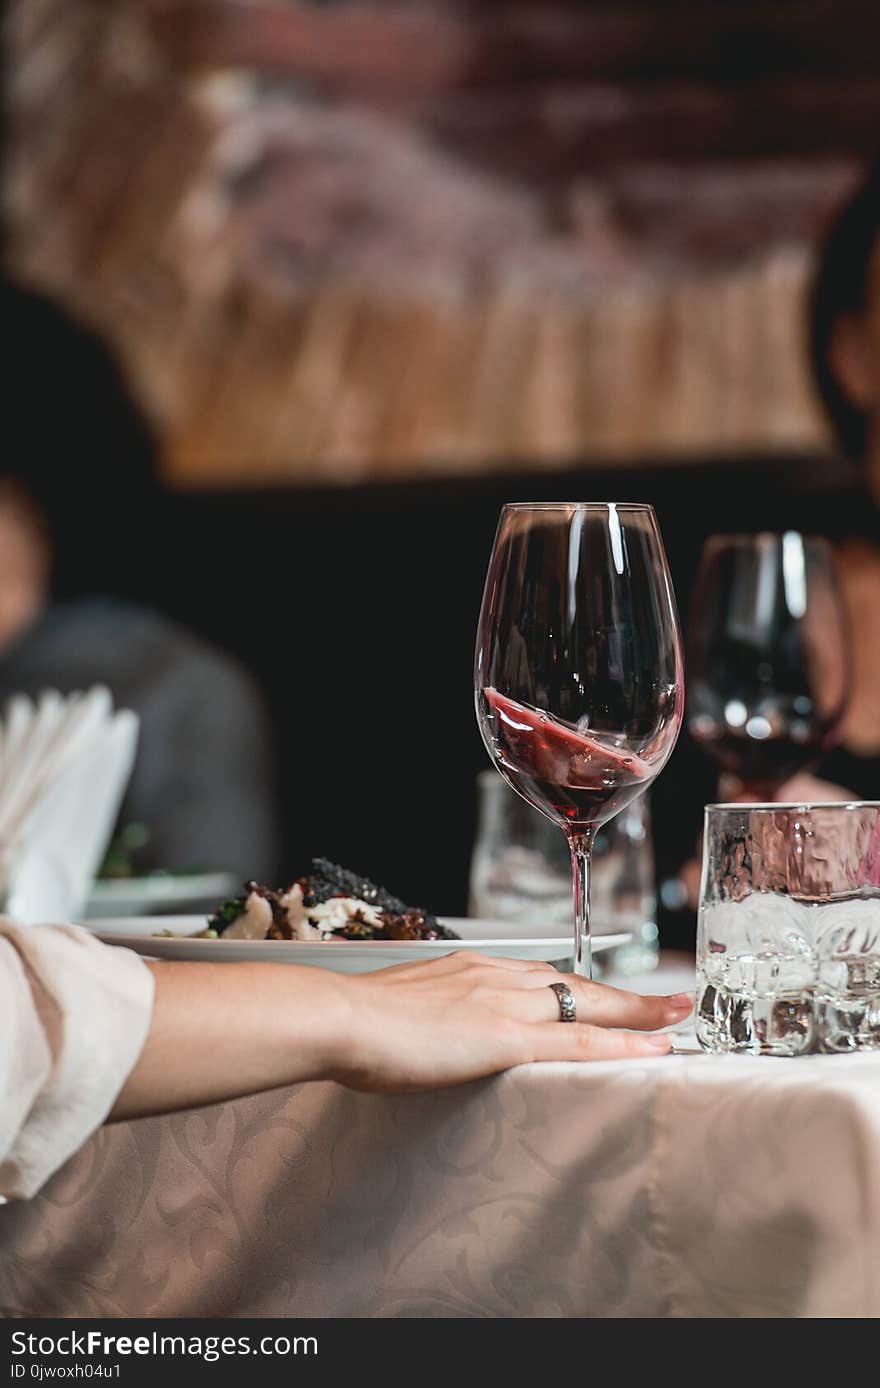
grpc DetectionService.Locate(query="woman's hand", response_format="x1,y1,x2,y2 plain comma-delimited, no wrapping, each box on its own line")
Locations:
332,951,692,1093
113,952,692,1121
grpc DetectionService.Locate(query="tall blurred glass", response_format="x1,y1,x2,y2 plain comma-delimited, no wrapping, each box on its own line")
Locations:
469,770,658,973
696,801,880,1055
687,533,849,799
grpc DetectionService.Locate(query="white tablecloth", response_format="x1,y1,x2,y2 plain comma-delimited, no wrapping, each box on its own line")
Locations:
1,961,878,1319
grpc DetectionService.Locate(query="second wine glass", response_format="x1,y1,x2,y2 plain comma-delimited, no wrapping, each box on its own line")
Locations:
686,533,849,799
475,503,684,977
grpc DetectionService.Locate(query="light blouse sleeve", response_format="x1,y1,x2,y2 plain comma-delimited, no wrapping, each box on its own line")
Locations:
0,919,155,1201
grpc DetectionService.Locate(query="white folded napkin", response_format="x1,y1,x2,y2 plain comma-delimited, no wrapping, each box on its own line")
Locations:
0,688,139,924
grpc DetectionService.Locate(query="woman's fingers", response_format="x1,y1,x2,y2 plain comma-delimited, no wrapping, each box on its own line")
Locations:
486,974,692,1030
563,978,692,1030
457,956,693,1033
527,1022,673,1062
375,955,692,1032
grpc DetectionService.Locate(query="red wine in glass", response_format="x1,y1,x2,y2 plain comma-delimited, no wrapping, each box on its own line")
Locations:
475,503,684,977
483,689,654,826
689,725,833,794
687,534,849,800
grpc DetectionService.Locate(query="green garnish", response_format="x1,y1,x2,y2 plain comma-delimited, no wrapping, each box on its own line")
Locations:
207,895,247,933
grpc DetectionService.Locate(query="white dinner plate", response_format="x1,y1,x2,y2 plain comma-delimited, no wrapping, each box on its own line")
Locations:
83,916,632,974
84,873,239,919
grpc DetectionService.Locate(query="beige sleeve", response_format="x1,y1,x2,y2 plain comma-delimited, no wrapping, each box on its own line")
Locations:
0,920,154,1201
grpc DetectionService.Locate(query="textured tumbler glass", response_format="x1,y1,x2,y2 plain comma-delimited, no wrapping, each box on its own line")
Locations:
696,801,880,1055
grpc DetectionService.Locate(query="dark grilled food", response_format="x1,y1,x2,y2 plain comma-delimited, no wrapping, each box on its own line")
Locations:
209,859,458,942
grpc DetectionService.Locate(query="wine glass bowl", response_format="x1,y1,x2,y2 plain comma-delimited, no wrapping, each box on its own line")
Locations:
686,533,849,799
475,503,684,976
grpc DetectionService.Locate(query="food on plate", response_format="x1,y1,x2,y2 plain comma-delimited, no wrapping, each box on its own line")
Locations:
152,925,220,939
207,859,458,942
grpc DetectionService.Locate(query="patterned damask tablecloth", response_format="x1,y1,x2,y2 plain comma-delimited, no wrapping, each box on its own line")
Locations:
2,1036,879,1319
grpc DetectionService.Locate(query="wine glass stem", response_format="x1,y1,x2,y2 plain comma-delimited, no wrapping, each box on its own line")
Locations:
569,830,594,979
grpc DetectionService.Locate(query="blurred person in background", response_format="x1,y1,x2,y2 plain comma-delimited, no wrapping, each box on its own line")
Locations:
674,161,880,914
805,156,880,800
746,154,880,803
0,278,280,882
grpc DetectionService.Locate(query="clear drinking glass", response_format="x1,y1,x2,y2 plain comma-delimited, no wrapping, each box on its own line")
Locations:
469,769,659,972
687,533,849,799
474,503,684,977
469,768,572,928
696,801,880,1055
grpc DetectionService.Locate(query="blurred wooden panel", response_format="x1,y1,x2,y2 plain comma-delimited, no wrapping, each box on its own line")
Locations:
159,261,824,486
6,0,866,488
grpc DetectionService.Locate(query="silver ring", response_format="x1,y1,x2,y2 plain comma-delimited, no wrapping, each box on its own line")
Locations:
549,981,577,1023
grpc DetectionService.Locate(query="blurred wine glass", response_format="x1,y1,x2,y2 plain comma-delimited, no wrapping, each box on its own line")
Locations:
475,503,683,977
687,533,849,800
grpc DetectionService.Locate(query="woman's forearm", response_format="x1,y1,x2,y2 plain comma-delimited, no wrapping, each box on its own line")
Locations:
110,960,350,1120
109,951,691,1121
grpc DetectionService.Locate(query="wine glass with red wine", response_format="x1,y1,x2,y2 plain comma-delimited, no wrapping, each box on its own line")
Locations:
686,533,849,799
475,503,684,977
